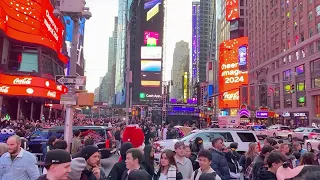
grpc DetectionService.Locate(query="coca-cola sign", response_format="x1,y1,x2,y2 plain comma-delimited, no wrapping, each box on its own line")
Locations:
13,78,32,85
0,86,9,93
47,91,56,98
222,91,239,100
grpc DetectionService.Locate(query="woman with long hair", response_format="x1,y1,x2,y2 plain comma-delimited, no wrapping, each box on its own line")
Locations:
143,144,156,178
300,152,317,165
240,142,259,180
154,149,183,180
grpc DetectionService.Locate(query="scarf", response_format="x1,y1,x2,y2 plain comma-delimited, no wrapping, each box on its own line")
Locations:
167,165,177,180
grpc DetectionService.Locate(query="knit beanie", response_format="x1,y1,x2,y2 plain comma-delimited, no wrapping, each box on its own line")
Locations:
68,158,87,180
81,145,99,160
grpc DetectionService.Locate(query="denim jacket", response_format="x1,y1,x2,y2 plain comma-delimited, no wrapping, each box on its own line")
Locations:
0,148,40,180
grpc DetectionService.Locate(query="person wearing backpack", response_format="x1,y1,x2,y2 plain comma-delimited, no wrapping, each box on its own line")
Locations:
190,150,221,180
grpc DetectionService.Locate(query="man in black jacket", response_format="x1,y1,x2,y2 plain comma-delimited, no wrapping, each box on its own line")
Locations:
257,151,286,180
251,145,274,180
210,138,230,180
107,142,133,180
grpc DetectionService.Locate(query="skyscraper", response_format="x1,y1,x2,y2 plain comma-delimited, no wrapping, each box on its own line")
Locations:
171,41,190,101
248,0,320,126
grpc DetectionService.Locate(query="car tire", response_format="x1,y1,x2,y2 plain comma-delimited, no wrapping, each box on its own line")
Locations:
288,135,292,142
273,133,277,139
307,142,312,152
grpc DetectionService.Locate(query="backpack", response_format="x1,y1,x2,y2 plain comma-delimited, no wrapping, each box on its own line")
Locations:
193,169,217,180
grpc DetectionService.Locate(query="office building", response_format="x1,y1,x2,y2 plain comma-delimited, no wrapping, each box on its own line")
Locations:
248,0,320,126
171,41,190,101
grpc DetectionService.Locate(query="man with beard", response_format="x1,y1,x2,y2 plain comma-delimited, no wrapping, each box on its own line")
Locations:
0,135,40,180
37,149,72,180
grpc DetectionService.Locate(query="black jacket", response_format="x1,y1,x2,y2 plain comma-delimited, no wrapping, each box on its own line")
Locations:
83,167,107,180
252,155,266,180
37,175,48,180
121,167,152,180
188,153,200,170
210,149,230,180
257,168,277,180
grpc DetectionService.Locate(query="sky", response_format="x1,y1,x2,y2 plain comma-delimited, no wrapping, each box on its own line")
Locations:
84,0,118,92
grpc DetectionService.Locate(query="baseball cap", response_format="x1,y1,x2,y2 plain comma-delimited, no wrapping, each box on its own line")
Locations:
38,149,71,166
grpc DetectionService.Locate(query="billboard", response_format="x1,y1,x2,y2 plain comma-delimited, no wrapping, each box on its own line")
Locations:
183,72,188,103
147,3,160,21
141,46,162,59
141,80,161,87
192,3,200,81
219,37,248,108
144,0,161,9
144,31,159,46
141,60,161,71
0,0,67,63
226,0,239,21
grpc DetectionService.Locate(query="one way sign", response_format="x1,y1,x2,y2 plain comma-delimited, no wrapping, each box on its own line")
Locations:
55,75,86,86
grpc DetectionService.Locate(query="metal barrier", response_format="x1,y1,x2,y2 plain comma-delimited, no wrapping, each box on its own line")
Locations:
33,153,44,175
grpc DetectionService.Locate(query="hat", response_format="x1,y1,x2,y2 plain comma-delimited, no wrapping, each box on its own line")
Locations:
68,158,87,180
81,145,99,160
38,149,71,166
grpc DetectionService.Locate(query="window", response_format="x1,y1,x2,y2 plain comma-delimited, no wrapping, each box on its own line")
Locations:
189,132,211,143
309,11,313,21
301,48,306,58
312,77,320,88
295,64,304,75
8,51,38,72
296,51,299,60
293,128,304,132
274,87,280,96
287,12,290,18
274,100,280,109
284,96,292,108
236,132,257,142
240,9,244,15
300,33,305,42
299,2,303,12
283,69,291,80
297,81,305,91
311,59,320,71
317,40,320,51
211,132,234,142
317,5,320,16
294,21,298,31
309,28,313,37
309,43,314,54
297,96,306,107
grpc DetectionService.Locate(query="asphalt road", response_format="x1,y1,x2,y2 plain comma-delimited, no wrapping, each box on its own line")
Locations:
101,154,120,176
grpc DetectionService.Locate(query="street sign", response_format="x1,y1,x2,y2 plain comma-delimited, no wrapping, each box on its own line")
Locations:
55,76,86,86
60,94,77,105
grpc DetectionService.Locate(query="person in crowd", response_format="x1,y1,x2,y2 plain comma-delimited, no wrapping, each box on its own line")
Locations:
84,138,95,146
0,135,40,180
250,145,275,180
174,141,193,179
185,145,199,170
128,170,152,180
37,149,72,180
257,151,287,180
121,148,151,180
71,130,82,155
293,142,307,156
42,136,57,159
300,152,317,165
68,157,87,180
190,137,204,154
241,142,259,176
154,149,183,180
316,143,320,165
223,146,241,179
142,145,155,178
190,149,221,180
302,171,320,180
0,142,8,157
114,127,121,155
81,145,107,180
199,173,217,180
54,140,68,150
108,142,134,180
210,137,230,180
279,143,294,168
292,151,301,166
229,142,241,161
162,124,168,140
264,137,277,147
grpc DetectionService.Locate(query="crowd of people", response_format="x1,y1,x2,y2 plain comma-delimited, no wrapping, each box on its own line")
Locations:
1,118,320,180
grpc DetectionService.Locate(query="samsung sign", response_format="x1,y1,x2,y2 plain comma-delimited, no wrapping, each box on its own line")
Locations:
141,46,162,59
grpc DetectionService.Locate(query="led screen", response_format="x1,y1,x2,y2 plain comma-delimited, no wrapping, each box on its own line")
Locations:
141,72,161,80
147,3,160,21
226,0,239,21
238,45,247,71
219,37,248,108
141,80,161,87
144,0,161,9
141,60,161,72
141,46,162,59
144,31,159,46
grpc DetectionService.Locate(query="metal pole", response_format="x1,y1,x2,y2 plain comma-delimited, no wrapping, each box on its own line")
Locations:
125,0,130,125
64,17,79,151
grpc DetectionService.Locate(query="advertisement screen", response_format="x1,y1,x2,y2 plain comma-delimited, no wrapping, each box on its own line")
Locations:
144,31,159,46
147,3,160,21
0,0,67,63
141,60,161,72
141,72,161,81
144,0,161,9
141,46,162,59
226,0,239,21
141,80,161,87
139,87,162,101
219,37,248,108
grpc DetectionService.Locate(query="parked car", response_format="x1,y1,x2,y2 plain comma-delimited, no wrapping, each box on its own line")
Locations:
266,124,291,139
247,125,267,140
305,137,320,152
154,128,260,159
288,127,320,142
28,126,115,158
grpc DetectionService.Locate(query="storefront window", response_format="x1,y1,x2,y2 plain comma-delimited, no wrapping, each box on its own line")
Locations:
284,96,292,108
295,64,304,75
311,77,320,88
8,51,38,72
297,96,306,107
297,81,305,91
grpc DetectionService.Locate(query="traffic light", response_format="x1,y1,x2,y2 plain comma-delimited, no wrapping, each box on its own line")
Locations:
207,97,213,107
291,83,295,93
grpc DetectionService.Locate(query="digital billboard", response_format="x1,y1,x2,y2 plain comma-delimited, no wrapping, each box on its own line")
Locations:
141,46,162,59
0,0,67,63
146,3,160,21
226,0,239,21
141,60,161,71
192,3,200,81
141,80,161,87
144,31,159,46
219,37,248,108
141,72,161,81
144,0,161,9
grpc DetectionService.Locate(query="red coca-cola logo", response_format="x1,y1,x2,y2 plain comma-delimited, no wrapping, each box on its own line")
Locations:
0,86,9,93
223,91,239,100
13,78,32,85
